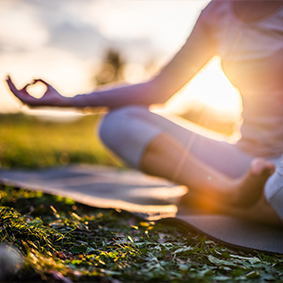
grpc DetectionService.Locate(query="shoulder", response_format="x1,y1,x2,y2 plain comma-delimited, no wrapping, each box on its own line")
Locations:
196,0,231,33
198,0,230,26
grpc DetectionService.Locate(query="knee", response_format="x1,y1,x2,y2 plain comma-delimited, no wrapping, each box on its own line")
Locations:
98,105,149,149
98,105,162,168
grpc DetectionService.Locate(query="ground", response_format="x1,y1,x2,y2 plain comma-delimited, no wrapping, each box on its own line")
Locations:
1,113,283,282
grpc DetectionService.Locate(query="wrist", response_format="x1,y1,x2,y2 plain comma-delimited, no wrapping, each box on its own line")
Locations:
71,94,89,108
62,96,74,107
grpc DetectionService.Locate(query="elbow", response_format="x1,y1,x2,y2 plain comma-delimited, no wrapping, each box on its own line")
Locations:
143,78,172,105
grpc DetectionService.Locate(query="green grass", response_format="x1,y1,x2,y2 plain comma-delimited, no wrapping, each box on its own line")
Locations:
1,113,283,282
2,186,283,283
0,113,121,169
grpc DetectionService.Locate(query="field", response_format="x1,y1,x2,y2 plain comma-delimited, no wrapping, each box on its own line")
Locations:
1,113,283,283
0,113,120,169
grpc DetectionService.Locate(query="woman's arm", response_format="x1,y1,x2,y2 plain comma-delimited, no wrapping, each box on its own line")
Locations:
72,14,216,109
6,7,216,109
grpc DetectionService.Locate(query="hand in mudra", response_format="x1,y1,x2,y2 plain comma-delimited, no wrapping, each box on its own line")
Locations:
6,76,71,107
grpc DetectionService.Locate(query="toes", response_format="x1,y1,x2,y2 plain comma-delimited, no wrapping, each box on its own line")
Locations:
266,162,275,174
250,158,275,176
251,158,266,175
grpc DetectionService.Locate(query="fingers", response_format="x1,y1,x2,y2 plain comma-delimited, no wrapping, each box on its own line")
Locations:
20,83,31,95
32,79,54,93
6,76,50,90
5,75,53,107
32,79,50,87
5,75,34,104
5,75,21,97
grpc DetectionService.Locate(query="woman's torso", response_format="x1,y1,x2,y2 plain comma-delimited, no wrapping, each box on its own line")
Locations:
202,0,283,157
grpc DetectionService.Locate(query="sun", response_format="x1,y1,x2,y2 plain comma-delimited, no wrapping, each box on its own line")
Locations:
166,57,242,121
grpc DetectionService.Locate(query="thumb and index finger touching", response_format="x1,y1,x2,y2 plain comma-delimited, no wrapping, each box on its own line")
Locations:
32,79,53,90
5,75,51,96
5,75,51,106
6,75,51,88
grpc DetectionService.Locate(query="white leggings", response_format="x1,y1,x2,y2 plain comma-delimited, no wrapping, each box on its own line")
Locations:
98,105,283,219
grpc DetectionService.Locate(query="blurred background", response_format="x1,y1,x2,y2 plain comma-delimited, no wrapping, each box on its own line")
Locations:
0,0,243,168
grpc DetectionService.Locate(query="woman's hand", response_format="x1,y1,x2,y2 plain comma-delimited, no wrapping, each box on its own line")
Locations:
5,76,72,107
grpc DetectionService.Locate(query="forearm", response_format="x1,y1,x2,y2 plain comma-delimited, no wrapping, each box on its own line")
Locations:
71,79,167,109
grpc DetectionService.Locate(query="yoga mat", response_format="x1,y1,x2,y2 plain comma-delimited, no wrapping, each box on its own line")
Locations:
1,165,283,254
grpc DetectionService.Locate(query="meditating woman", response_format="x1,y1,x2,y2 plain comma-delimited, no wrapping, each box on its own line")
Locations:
6,0,283,226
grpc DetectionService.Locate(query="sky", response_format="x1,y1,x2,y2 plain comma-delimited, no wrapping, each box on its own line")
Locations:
0,0,242,119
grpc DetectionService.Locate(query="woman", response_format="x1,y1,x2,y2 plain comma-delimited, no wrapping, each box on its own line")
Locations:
6,0,283,225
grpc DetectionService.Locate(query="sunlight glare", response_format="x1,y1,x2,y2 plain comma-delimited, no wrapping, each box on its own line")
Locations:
166,57,242,120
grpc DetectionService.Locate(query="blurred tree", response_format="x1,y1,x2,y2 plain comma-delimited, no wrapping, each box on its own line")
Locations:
95,49,125,86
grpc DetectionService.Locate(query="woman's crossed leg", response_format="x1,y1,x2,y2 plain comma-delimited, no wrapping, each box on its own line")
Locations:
98,106,282,225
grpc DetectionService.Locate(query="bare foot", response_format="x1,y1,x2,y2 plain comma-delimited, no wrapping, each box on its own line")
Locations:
180,158,275,210
179,192,283,227
228,158,275,207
